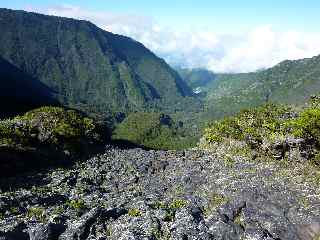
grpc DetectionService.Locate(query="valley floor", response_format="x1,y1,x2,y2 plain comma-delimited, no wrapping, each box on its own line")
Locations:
0,146,320,240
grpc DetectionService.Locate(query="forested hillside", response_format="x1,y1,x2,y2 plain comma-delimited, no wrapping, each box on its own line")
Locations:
179,56,320,119
0,8,199,118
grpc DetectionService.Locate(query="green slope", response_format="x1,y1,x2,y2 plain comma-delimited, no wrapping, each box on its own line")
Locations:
205,56,320,118
175,67,217,91
178,56,320,119
0,8,198,117
112,112,198,150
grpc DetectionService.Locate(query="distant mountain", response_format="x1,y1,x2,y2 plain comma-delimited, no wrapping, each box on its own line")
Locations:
176,68,217,89
0,8,198,117
175,67,217,95
204,56,320,118
178,56,320,119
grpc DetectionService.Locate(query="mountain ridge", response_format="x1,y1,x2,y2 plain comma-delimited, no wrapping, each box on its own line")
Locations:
178,54,320,119
0,8,197,117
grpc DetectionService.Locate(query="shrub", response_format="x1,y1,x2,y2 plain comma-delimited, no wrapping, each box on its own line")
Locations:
201,97,320,163
169,199,188,209
163,199,188,222
20,106,98,143
309,95,320,108
128,208,142,217
290,108,320,145
66,199,86,211
0,106,101,154
202,192,229,216
203,104,290,147
149,199,188,221
26,207,46,222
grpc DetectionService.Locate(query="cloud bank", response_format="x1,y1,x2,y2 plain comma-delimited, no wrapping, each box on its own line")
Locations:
27,4,320,73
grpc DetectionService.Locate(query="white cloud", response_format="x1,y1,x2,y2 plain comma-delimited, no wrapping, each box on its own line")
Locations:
26,5,320,73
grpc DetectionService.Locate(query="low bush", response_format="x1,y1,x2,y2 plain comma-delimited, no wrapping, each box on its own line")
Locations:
289,108,320,145
0,106,106,176
202,99,320,162
203,104,290,148
0,106,102,154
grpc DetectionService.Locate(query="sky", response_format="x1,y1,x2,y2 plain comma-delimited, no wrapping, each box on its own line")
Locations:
2,0,320,72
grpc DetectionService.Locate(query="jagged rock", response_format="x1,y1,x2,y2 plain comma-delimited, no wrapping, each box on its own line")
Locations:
217,200,246,223
0,223,29,240
28,224,48,240
28,223,66,240
0,147,319,239
170,208,212,240
296,221,320,240
267,136,316,161
59,208,100,240
245,135,262,148
208,220,243,240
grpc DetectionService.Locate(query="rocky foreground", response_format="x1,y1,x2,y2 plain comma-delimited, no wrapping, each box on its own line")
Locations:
0,146,320,240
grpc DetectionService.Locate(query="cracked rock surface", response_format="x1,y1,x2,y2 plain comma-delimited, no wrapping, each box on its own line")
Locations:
0,146,320,239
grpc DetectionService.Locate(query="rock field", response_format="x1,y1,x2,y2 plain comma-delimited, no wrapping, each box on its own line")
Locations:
1,146,320,240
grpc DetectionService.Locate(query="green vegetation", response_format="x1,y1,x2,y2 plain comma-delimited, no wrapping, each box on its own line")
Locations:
176,67,217,94
0,106,105,176
152,228,171,240
290,108,320,144
202,192,229,216
202,98,320,162
10,207,20,215
4,9,320,154
204,56,320,119
150,199,188,222
163,199,188,222
0,56,57,119
0,106,101,153
26,207,46,222
128,208,143,217
234,210,245,229
31,186,52,195
169,199,188,209
52,206,65,216
150,201,167,210
0,8,199,119
203,104,289,146
112,112,198,150
66,199,86,211
178,56,320,121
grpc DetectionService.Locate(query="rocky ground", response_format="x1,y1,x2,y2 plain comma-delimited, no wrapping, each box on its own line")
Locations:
0,146,320,240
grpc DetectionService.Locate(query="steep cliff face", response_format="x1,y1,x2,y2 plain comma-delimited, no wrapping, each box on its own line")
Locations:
0,8,195,115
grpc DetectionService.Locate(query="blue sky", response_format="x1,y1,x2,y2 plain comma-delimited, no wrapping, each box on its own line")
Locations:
2,0,319,32
2,0,320,72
